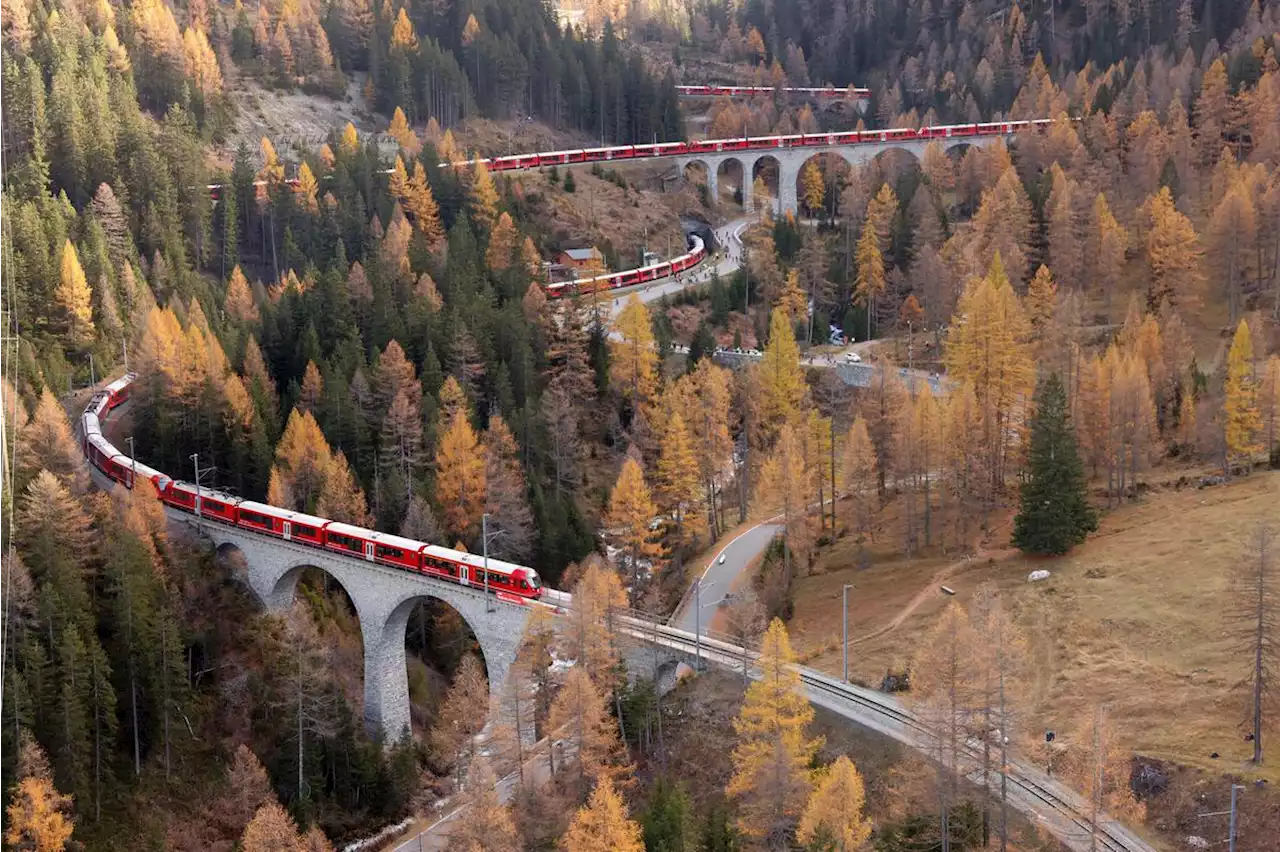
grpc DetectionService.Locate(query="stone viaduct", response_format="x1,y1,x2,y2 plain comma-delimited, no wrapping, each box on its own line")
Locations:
178,513,531,743
675,134,1003,216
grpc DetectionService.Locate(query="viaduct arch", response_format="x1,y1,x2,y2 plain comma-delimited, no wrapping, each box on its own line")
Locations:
196,516,530,742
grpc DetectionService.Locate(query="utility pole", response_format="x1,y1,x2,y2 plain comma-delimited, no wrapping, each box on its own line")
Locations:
482,513,493,612
127,436,137,489
694,578,702,670
1198,784,1246,852
89,354,96,387
122,339,129,373
842,584,853,682
190,453,202,534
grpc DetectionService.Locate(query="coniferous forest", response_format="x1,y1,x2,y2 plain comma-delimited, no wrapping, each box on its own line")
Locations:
3,0,1280,850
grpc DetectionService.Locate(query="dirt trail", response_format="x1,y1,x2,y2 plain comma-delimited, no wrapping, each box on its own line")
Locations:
850,540,1019,647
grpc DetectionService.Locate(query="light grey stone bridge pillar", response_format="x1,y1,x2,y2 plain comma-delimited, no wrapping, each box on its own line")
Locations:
181,513,530,742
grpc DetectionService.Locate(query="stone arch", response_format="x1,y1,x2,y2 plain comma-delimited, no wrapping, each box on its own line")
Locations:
379,592,488,737
714,156,747,208
790,151,854,220
654,659,696,696
682,159,710,188
749,154,782,213
270,560,365,620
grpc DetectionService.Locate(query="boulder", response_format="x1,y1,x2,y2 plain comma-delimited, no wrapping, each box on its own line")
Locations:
1028,569,1051,582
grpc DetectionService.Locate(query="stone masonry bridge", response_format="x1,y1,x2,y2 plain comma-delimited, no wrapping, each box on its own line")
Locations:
676,133,1005,215
170,512,530,742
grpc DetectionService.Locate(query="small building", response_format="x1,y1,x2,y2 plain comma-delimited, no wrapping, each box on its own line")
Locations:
556,247,604,269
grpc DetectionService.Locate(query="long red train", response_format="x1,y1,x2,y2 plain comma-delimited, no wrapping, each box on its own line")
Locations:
544,235,705,299
82,375,544,603
675,84,871,99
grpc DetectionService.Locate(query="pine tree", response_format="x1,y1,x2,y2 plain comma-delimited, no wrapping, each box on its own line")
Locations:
388,106,419,155
1013,373,1097,555
796,755,872,852
436,410,486,544
295,162,319,212
1089,193,1127,307
605,459,661,600
1259,355,1280,461
776,268,807,325
726,618,820,847
21,389,89,494
1026,265,1057,333
57,240,95,346
841,415,878,541
483,416,534,561
1224,320,1263,471
299,361,323,413
562,776,644,852
407,162,444,250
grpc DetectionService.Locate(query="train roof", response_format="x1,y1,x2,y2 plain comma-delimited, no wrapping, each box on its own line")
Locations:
325,522,427,553
103,373,136,395
422,544,532,576
237,501,330,528
168,480,244,505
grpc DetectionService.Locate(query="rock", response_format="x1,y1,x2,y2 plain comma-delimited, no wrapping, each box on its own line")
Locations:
1185,837,1210,850
1198,475,1227,488
1028,569,1051,582
880,670,910,693
1130,761,1169,798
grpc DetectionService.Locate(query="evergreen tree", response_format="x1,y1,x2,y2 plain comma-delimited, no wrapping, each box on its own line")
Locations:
1012,373,1097,555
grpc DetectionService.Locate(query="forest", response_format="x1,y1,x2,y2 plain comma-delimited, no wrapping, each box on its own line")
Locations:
3,0,1280,850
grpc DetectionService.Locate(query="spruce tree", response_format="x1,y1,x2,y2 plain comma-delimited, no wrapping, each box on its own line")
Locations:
1013,373,1097,555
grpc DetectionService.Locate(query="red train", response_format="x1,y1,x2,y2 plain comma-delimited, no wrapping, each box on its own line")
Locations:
81,375,543,603
544,235,706,299
675,84,871,99
207,119,1053,197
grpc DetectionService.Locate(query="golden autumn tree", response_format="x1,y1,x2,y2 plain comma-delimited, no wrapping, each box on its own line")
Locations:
854,223,885,341
1060,706,1146,846
800,160,825,215
1224,319,1263,471
1089,192,1128,307
943,253,1035,493
1026,264,1057,333
757,306,806,443
446,757,519,852
57,240,95,346
387,106,419,155
468,156,499,232
390,7,418,52
1260,355,1280,459
430,654,490,783
605,458,661,596
775,268,808,324
1144,186,1203,312
435,410,486,543
340,122,360,155
182,26,221,94
4,737,74,852
726,618,820,847
225,265,259,322
752,424,811,590
22,388,89,494
549,666,620,789
299,361,323,413
486,211,520,272
610,296,659,409
295,162,319,212
656,411,704,545
796,755,872,852
271,409,333,511
565,558,628,686
241,801,304,852
841,415,878,542
562,776,644,852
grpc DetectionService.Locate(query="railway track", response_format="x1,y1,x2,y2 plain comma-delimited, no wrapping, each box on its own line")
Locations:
617,615,1154,852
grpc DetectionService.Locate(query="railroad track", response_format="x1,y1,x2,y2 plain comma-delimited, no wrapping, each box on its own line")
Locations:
618,616,1153,852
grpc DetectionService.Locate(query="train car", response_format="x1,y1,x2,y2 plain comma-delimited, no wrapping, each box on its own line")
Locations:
235,501,329,545
324,522,426,572
162,481,241,525
422,545,543,598
102,373,137,410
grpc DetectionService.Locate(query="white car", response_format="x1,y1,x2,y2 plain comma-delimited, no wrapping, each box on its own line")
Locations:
718,554,727,564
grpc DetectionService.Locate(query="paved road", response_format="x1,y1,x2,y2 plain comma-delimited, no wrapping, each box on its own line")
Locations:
673,522,781,634
608,216,753,318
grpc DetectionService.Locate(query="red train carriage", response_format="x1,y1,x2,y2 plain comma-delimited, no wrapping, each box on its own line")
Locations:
324,522,426,572
235,501,329,545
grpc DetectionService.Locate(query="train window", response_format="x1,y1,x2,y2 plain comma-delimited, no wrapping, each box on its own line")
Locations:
520,580,530,590
329,533,361,551
205,500,224,512
294,524,316,538
376,545,404,560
